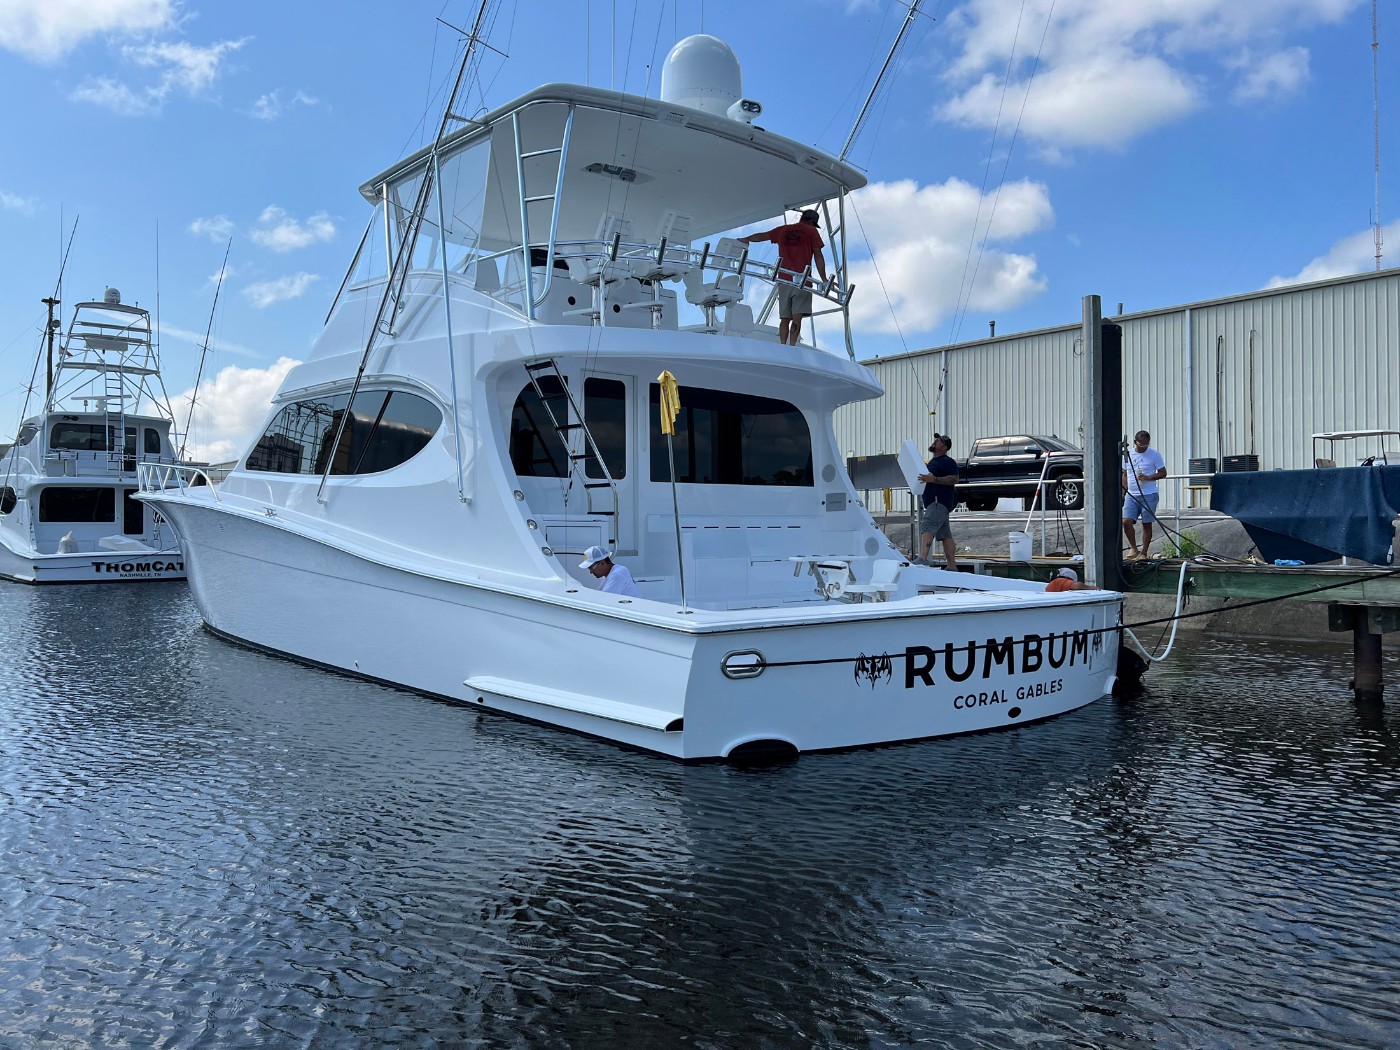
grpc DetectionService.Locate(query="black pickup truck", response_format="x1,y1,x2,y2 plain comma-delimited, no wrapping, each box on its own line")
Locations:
954,434,1085,511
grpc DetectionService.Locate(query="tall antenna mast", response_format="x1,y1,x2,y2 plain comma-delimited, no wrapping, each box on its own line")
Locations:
1373,0,1384,270
840,0,927,162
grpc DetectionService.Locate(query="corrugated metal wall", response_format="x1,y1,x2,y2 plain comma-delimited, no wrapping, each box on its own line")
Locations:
836,268,1400,507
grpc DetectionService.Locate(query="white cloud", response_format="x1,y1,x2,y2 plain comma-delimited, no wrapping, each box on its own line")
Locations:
68,76,155,116
69,36,248,115
1230,47,1310,102
243,272,320,308
188,215,234,241
843,177,1053,334
174,357,299,463
937,0,1360,152
941,53,1200,153
1,190,38,214
249,206,336,251
1266,222,1397,288
0,0,174,62
249,89,319,120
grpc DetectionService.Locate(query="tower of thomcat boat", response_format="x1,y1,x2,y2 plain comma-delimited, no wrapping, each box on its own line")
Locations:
142,34,1123,759
1,288,185,583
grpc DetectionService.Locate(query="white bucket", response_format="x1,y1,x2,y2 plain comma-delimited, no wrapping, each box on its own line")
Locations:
1008,531,1032,562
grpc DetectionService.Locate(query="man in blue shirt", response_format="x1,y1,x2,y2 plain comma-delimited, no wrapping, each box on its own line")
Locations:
916,434,959,570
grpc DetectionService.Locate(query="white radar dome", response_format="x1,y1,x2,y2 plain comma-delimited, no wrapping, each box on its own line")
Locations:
103,287,121,304
660,35,742,117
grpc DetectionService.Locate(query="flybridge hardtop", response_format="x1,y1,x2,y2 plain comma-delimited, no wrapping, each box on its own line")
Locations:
140,33,1124,759
359,81,868,242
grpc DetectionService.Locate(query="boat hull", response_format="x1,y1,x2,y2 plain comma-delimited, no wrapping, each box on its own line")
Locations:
0,535,186,584
157,499,1121,760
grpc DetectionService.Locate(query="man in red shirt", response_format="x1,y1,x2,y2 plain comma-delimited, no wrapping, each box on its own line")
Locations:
739,208,828,345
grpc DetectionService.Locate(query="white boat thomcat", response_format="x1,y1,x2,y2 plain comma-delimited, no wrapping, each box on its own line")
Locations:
1,288,185,583
141,35,1123,759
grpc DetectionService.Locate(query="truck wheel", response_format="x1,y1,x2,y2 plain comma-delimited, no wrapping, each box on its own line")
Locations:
1051,478,1085,510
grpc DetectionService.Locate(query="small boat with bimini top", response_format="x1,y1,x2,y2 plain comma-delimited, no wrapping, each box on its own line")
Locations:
141,30,1124,759
0,288,185,583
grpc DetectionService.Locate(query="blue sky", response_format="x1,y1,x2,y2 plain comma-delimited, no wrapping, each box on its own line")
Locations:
0,0,1394,460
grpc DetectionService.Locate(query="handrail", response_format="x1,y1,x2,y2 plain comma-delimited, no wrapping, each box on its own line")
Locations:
136,461,222,502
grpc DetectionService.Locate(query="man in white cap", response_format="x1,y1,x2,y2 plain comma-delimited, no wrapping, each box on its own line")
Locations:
579,545,641,597
1045,567,1088,592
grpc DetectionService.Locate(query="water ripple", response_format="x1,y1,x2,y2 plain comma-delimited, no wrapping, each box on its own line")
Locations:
2,591,1399,1047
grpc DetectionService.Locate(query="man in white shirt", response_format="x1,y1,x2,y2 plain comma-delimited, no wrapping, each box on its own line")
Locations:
580,545,641,597
1121,430,1167,559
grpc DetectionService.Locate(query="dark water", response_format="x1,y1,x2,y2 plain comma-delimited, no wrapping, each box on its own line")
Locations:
2,585,1399,1049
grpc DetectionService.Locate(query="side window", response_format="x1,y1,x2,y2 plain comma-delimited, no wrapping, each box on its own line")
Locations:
39,487,115,522
347,391,441,474
648,384,812,486
246,394,351,474
583,377,627,479
0,487,15,515
245,390,440,475
16,423,38,447
509,377,568,477
144,428,162,454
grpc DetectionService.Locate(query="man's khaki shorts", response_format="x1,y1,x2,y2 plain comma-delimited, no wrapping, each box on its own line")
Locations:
777,284,814,319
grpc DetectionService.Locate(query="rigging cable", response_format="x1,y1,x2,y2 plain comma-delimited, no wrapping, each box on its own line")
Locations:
947,0,1056,348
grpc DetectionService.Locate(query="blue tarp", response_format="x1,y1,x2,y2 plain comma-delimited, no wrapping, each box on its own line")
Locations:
1210,465,1400,565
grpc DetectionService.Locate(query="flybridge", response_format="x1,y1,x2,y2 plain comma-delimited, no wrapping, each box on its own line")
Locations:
331,38,867,355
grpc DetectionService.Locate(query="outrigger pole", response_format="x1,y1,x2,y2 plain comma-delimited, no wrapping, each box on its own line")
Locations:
316,0,494,504
839,0,927,163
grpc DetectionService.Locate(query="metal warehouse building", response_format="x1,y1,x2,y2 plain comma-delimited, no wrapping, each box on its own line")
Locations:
834,267,1400,508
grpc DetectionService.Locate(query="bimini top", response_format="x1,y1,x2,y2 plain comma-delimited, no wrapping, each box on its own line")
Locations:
358,81,867,246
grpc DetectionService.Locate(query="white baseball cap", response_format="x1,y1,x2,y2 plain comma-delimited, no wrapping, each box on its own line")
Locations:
1057,567,1079,581
579,545,612,569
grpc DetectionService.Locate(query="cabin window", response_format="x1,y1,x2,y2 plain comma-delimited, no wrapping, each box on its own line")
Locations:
144,428,162,455
509,377,568,477
648,385,812,486
39,486,116,522
16,423,38,447
245,390,441,475
50,423,135,452
0,487,15,515
583,378,627,480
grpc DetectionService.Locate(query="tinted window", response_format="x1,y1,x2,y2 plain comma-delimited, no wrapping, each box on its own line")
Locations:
51,423,134,452
509,377,568,478
16,423,38,446
144,428,162,454
649,385,812,486
39,486,115,522
0,487,15,515
347,391,441,474
583,378,627,480
246,390,440,475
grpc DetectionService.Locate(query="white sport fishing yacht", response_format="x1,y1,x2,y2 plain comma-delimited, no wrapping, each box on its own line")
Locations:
1,288,185,583
142,35,1123,759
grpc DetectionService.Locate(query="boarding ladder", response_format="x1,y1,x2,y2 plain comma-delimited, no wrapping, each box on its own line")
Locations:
522,358,618,547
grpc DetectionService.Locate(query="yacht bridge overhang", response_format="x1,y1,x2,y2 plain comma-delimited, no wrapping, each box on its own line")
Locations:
359,83,867,245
